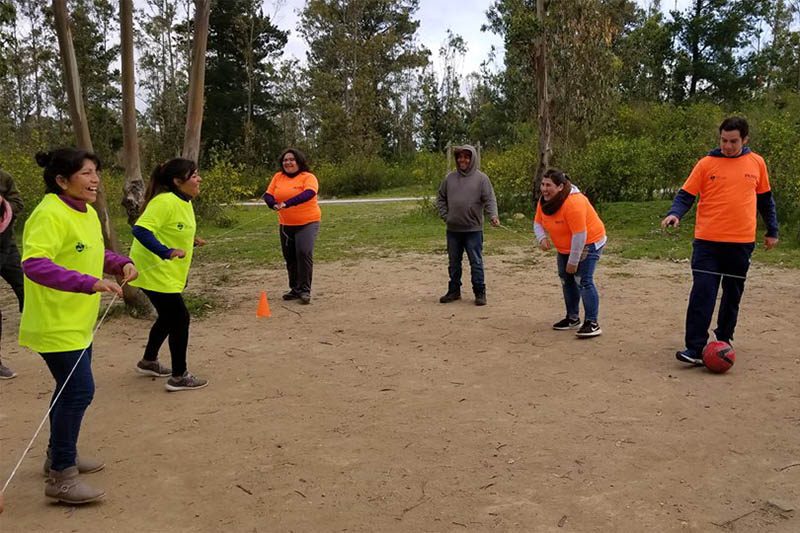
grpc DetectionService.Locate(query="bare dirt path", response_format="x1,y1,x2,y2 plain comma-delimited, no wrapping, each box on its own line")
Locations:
1,251,798,532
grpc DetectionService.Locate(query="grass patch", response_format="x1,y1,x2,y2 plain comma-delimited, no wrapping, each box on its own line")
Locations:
183,292,216,318
108,199,800,278
600,200,800,268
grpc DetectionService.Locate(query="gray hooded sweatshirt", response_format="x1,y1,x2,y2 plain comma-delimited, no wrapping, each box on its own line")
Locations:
436,145,498,232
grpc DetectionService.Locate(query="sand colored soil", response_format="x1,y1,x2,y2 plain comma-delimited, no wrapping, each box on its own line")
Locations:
1,251,798,532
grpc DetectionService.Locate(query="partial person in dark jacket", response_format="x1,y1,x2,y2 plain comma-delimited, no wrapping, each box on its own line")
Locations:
436,145,499,306
0,169,25,379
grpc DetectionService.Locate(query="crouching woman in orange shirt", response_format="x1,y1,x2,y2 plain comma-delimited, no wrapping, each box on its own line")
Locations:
534,169,606,338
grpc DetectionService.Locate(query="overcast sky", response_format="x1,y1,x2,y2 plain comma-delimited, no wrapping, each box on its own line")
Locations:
264,0,696,77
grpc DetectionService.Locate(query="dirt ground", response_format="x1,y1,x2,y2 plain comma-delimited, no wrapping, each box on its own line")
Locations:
0,250,798,532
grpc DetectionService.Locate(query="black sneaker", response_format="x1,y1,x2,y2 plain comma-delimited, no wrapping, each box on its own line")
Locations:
282,291,300,301
552,317,581,330
576,320,602,338
439,291,461,303
299,293,311,304
675,349,703,366
474,292,486,306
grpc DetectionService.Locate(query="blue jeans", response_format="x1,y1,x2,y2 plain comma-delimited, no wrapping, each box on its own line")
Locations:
556,243,603,322
446,230,484,293
685,239,754,354
40,346,95,472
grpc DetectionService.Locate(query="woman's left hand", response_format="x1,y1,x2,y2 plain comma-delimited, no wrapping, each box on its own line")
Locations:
122,262,139,283
565,263,578,274
194,237,207,247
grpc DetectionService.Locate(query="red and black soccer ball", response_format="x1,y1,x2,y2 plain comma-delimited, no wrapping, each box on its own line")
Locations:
702,341,735,373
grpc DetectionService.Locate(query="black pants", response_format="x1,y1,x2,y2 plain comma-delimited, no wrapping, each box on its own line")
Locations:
141,290,190,377
279,222,320,296
0,238,24,351
685,239,754,354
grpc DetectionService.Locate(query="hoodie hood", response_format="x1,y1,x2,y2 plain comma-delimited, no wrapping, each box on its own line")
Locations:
454,145,479,176
708,146,751,158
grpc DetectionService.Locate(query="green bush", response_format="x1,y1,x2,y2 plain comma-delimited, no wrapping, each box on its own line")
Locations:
482,144,537,215
571,136,663,203
194,150,250,222
0,144,48,217
754,114,800,229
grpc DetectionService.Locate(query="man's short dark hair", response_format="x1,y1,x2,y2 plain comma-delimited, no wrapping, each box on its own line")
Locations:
719,116,749,139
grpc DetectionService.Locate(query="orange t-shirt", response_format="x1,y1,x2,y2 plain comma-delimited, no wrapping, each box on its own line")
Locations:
681,152,770,243
266,171,322,226
534,193,606,254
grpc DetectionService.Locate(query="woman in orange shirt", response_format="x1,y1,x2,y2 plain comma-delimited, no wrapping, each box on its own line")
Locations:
263,148,321,304
534,169,606,337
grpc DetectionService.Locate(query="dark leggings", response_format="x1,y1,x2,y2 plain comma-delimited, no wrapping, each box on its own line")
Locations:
0,240,25,353
279,222,320,295
141,290,190,377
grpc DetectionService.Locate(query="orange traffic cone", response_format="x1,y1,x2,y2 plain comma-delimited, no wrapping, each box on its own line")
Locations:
256,291,271,318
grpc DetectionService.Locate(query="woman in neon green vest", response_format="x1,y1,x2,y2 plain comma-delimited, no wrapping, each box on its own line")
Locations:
129,158,208,392
20,148,138,505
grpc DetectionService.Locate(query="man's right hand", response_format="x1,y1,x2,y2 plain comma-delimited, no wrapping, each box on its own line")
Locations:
661,215,680,228
169,249,186,259
539,238,551,251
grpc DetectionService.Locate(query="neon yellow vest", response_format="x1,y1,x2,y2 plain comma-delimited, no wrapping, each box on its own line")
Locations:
129,192,196,293
19,194,104,353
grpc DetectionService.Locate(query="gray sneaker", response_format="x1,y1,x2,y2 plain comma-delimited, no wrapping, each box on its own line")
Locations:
0,363,17,380
136,359,172,377
165,371,208,392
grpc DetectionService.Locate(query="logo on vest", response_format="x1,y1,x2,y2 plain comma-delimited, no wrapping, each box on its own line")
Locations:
709,175,717,181
177,222,185,230
75,242,86,252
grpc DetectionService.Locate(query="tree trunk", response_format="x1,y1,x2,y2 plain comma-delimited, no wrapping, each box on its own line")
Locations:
119,0,154,318
688,0,703,97
183,0,211,162
533,0,552,199
120,0,145,226
53,0,112,241
53,0,151,317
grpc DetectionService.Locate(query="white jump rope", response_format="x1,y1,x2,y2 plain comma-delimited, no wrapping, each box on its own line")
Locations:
2,207,273,495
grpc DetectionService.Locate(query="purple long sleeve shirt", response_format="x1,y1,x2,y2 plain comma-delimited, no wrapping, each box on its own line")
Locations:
21,195,132,294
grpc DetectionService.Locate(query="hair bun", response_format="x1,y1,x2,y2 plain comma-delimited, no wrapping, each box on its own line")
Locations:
34,151,52,168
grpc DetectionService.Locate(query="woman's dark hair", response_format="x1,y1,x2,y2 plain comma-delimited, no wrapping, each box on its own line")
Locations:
35,148,102,195
278,148,310,174
143,158,197,208
539,168,573,215
542,168,571,187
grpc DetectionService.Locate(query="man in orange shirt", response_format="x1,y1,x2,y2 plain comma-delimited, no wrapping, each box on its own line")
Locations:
661,117,779,366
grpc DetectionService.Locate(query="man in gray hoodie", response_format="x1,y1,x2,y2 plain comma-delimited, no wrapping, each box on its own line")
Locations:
436,145,499,306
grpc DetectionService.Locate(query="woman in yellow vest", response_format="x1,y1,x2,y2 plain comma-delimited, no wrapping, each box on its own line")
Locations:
534,168,607,338
129,158,208,392
20,148,138,504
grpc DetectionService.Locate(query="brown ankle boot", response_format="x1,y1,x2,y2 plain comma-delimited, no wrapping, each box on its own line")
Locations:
45,466,105,504
43,450,105,476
